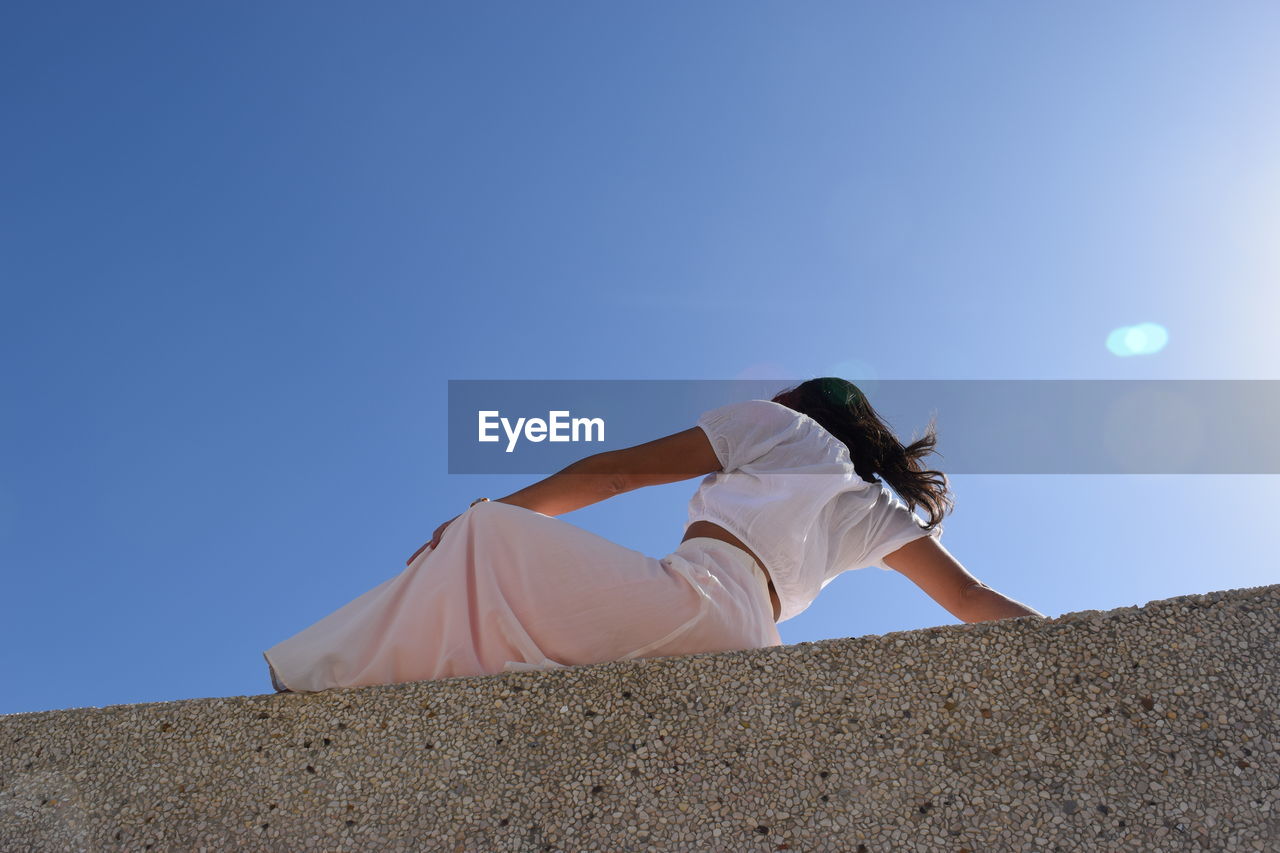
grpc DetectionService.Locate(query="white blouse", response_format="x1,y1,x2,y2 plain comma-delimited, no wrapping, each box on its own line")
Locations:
687,399,943,622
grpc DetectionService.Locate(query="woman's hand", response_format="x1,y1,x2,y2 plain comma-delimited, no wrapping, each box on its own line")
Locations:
405,514,460,566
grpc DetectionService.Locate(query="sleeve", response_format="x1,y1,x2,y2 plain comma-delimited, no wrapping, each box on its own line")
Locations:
695,399,805,473
836,484,943,572
864,495,943,571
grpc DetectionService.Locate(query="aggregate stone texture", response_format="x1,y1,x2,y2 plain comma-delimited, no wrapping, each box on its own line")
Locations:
2,584,1278,852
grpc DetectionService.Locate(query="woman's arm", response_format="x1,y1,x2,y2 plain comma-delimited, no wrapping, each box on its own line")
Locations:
494,426,723,516
408,426,723,563
491,452,632,517
881,536,1045,623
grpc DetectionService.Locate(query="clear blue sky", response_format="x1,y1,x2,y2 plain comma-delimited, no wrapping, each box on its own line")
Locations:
3,2,1278,716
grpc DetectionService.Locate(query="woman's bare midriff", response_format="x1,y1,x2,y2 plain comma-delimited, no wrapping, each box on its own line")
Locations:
682,520,782,623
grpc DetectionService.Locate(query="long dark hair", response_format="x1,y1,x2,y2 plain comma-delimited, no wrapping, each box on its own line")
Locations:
771,377,953,529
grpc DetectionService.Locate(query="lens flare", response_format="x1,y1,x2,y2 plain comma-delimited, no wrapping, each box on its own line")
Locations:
1107,322,1169,356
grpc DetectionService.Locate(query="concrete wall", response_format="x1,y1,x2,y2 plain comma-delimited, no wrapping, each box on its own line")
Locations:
3,584,1277,851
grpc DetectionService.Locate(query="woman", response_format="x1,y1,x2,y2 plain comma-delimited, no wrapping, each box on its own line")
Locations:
263,377,1042,693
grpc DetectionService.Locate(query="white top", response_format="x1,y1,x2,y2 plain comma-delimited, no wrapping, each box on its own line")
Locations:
687,399,943,623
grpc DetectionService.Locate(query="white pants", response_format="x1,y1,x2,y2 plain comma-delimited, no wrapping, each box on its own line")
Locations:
263,499,782,692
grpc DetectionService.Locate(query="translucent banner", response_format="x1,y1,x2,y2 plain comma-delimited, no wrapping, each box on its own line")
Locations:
446,379,1280,475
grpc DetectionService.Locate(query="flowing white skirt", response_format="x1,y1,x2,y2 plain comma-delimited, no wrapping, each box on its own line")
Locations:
263,499,783,692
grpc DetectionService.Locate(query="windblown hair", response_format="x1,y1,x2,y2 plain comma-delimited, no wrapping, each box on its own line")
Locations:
771,377,953,529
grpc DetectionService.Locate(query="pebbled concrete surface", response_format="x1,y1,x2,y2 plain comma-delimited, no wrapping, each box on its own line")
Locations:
2,584,1278,851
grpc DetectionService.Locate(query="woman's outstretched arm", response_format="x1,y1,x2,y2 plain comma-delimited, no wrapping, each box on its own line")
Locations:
408,426,723,562
494,426,723,516
881,536,1045,623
